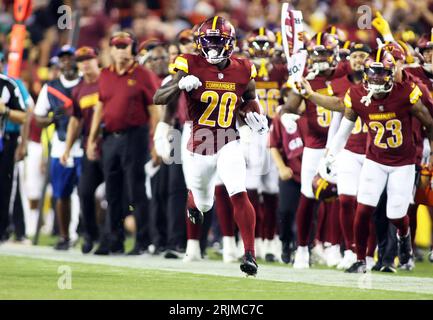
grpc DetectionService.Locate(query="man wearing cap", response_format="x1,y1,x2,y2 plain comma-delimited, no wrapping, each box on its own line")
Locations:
87,31,160,255
61,46,110,254
34,45,82,250
0,52,27,242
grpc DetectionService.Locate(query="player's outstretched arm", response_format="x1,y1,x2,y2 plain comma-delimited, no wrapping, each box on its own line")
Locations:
327,107,357,157
298,78,344,112
411,99,433,163
153,70,186,105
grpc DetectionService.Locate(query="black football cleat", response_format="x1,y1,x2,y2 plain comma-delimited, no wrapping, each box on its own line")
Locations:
110,241,125,255
81,238,94,254
94,245,110,255
371,262,383,272
345,260,367,273
429,250,433,263
240,251,258,276
265,253,277,263
397,231,413,266
380,263,397,273
54,238,70,251
127,243,148,256
187,207,204,225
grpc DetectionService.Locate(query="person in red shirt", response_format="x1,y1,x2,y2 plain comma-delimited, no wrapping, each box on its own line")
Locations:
269,114,305,263
87,31,161,255
61,46,111,255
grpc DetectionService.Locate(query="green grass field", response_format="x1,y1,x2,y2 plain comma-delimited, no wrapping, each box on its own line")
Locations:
1,236,433,300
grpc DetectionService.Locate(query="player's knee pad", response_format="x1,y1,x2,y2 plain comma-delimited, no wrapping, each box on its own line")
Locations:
386,195,410,219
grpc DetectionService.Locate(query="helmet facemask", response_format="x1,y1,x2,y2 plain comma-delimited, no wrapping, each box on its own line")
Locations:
363,63,395,95
199,34,234,64
307,46,337,74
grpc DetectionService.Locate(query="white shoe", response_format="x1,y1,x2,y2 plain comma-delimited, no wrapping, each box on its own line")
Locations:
293,246,310,269
337,250,357,270
311,244,327,265
326,245,342,267
222,236,238,263
183,240,202,262
272,237,283,263
366,256,375,271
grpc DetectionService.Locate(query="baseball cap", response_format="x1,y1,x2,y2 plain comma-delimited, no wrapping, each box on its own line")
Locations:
75,46,97,62
56,45,76,58
48,56,60,68
350,43,372,54
110,31,134,47
177,29,193,44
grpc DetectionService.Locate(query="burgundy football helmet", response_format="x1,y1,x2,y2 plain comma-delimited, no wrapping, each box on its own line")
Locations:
197,16,236,64
306,32,339,72
312,174,338,201
244,27,276,60
363,49,396,94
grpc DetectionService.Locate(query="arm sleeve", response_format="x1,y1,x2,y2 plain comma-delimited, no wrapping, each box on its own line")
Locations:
2,78,26,111
34,84,51,116
328,117,355,157
325,111,343,149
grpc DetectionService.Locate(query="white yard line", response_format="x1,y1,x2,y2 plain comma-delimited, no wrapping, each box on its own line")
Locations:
1,243,433,295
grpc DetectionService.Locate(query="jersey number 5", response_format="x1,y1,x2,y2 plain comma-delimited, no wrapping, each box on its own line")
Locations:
199,91,237,128
369,119,403,149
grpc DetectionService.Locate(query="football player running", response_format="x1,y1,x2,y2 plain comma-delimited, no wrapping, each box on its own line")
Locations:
153,16,268,276
312,49,433,273
280,32,345,269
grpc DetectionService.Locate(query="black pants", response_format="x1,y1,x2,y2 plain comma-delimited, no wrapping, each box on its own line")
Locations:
374,192,398,265
78,154,105,242
149,163,168,249
277,179,301,246
102,125,149,246
166,162,187,250
0,133,19,240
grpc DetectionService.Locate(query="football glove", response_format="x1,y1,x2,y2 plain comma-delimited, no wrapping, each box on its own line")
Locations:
244,112,268,135
372,12,394,42
178,75,202,92
318,153,337,184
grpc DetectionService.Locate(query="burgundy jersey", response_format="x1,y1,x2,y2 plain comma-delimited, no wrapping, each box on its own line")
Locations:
330,75,368,154
269,114,305,183
174,53,257,154
405,67,433,165
255,63,287,119
72,79,99,145
343,80,423,166
301,73,340,149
